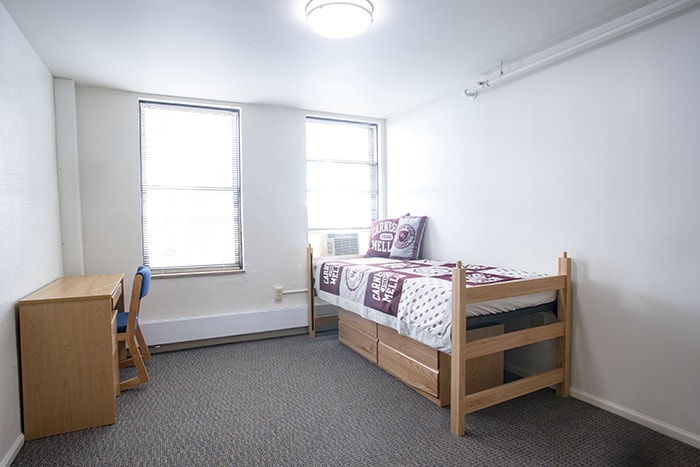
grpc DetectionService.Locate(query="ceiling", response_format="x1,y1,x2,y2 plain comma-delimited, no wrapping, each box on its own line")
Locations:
2,0,657,118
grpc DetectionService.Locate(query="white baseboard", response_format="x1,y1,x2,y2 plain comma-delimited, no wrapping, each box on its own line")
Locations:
139,305,307,346
571,388,700,450
505,362,700,450
1,433,23,467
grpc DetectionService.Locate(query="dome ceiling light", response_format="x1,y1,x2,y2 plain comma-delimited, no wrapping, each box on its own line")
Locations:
305,0,374,39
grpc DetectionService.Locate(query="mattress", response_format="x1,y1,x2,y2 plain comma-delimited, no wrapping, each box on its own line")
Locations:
315,257,556,354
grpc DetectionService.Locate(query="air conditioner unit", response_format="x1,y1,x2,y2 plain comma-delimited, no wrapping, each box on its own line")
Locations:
325,232,359,256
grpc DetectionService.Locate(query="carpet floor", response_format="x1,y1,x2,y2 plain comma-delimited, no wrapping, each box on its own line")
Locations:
12,332,700,466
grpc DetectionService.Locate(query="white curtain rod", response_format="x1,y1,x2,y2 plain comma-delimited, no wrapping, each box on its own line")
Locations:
464,0,700,100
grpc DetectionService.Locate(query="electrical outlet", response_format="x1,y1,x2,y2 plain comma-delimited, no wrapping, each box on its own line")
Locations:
274,286,283,301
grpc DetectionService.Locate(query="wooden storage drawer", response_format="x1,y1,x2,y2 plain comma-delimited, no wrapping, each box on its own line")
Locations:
378,342,439,397
338,308,377,337
339,318,378,364
377,324,439,370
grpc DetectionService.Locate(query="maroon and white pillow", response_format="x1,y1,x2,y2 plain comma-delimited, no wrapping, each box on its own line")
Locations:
365,217,401,257
389,215,427,260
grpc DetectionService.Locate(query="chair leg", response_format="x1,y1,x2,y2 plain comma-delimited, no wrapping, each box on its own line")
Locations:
119,334,149,391
119,325,151,368
119,340,136,368
135,324,151,361
118,340,127,362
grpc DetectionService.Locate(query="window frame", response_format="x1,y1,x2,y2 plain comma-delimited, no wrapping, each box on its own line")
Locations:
305,115,384,255
139,99,243,277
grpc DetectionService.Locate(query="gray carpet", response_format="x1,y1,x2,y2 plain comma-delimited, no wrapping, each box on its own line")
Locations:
12,332,700,466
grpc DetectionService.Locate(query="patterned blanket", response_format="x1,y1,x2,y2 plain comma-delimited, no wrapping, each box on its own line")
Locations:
316,257,554,353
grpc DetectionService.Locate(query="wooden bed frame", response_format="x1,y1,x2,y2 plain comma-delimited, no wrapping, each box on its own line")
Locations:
306,245,572,436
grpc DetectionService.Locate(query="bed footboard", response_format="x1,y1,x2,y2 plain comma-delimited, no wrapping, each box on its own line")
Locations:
450,252,572,436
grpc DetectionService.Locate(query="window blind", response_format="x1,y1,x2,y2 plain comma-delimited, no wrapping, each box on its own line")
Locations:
306,116,378,231
140,101,242,275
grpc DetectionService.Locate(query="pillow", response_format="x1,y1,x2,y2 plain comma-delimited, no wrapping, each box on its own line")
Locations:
365,217,401,257
389,215,427,260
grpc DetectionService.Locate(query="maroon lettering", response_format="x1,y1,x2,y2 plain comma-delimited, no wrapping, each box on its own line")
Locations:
370,219,398,237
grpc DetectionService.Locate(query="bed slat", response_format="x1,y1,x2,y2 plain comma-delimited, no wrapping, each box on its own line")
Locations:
464,274,566,304
462,368,564,414
464,322,565,360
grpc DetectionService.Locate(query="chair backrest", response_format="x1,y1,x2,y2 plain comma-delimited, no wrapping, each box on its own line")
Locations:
136,265,151,298
126,266,151,333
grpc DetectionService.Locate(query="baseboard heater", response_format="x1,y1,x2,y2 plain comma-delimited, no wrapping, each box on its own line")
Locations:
139,305,307,346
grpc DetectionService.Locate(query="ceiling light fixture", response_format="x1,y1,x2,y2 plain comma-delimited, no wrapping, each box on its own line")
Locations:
305,0,374,39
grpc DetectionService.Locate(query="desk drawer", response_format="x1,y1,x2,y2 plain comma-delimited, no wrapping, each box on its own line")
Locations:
111,281,122,310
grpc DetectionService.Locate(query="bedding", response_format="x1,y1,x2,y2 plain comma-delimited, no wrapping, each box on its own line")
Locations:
315,257,556,354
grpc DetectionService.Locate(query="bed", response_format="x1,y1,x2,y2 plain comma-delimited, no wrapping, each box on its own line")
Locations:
306,245,572,436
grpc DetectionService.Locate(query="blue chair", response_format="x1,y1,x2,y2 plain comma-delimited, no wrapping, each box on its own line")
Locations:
116,265,152,391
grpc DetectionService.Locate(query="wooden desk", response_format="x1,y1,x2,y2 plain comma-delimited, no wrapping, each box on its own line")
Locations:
19,273,124,440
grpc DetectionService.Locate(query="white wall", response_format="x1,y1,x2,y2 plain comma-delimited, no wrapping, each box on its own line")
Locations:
0,3,62,464
386,8,700,447
75,87,312,343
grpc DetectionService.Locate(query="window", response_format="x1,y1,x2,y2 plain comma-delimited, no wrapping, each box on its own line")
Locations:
305,116,379,256
139,101,242,275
